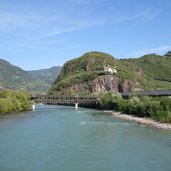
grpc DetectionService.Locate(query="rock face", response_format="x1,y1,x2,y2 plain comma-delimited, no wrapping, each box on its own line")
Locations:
91,76,131,93
69,75,134,95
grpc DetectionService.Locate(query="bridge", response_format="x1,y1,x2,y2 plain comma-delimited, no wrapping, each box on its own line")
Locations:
121,90,171,98
30,95,99,109
30,90,171,109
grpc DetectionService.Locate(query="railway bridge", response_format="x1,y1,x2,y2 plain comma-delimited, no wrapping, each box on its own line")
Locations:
30,95,99,109
30,90,171,109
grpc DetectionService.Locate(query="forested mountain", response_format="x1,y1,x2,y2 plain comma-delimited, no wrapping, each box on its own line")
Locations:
48,51,171,95
1,50,171,95
28,66,61,85
0,58,61,93
120,53,171,90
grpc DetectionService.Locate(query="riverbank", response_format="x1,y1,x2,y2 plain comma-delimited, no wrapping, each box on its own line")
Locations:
0,90,30,115
104,111,171,130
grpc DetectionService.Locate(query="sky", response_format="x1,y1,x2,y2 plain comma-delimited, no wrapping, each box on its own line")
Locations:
0,0,171,70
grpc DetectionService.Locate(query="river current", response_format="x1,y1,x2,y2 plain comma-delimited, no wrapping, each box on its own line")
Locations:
0,105,171,171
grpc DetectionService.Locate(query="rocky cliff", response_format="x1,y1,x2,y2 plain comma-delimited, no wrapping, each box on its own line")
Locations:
68,75,136,95
48,52,143,95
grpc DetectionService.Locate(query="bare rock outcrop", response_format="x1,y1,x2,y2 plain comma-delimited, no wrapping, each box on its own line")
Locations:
69,75,136,95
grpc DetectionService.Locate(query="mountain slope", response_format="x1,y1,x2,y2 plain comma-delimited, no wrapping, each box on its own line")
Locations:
48,52,141,95
120,53,171,90
28,66,61,85
0,58,49,93
164,51,171,60
48,51,171,95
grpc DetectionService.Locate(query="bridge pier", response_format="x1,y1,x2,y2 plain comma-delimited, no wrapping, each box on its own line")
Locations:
75,103,79,110
32,104,35,111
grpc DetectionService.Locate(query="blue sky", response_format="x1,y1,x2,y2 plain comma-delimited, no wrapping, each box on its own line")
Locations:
0,0,171,70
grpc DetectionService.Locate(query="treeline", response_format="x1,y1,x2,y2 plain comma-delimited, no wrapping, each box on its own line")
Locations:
0,90,30,115
99,92,171,123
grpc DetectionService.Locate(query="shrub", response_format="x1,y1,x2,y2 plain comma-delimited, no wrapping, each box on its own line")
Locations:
99,92,171,123
127,96,144,116
0,90,30,115
100,92,115,110
118,99,129,112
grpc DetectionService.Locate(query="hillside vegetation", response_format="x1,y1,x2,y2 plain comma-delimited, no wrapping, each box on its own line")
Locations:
28,66,61,85
49,51,171,95
0,58,61,93
100,93,171,123
120,53,171,89
0,90,30,115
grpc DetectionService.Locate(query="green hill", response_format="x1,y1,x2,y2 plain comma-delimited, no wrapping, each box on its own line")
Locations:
0,58,50,93
120,53,171,90
48,51,171,95
164,51,171,60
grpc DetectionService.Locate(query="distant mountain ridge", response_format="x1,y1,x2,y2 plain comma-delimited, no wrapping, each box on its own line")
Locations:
0,58,61,93
28,66,61,85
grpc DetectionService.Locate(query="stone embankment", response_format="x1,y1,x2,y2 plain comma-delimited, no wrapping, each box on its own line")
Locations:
104,111,171,130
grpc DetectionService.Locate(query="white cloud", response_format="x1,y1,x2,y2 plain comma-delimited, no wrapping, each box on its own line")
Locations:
131,45,171,57
0,5,105,38
11,42,43,50
0,1,163,52
45,19,105,37
0,1,161,36
113,8,161,23
148,9,162,20
0,11,42,31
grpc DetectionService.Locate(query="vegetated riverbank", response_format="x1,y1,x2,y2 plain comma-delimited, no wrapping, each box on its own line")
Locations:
0,90,30,115
104,110,171,130
99,92,171,124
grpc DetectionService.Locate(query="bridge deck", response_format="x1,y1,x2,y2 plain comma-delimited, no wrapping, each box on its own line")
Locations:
31,95,99,104
121,90,171,97
31,90,171,104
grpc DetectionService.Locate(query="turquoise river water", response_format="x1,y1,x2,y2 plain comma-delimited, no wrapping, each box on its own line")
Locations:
0,105,171,171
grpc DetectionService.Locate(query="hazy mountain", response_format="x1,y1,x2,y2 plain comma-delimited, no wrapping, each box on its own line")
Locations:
28,66,61,85
0,58,61,94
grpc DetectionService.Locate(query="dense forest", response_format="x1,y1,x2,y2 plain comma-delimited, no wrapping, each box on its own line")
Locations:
0,90,30,115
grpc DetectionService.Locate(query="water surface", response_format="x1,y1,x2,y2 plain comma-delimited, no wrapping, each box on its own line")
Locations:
0,105,171,171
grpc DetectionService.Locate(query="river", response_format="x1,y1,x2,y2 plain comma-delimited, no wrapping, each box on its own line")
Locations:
0,105,171,171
